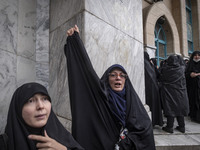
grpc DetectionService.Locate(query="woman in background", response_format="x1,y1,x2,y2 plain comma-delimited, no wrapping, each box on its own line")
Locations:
144,52,163,127
185,51,200,123
159,55,189,133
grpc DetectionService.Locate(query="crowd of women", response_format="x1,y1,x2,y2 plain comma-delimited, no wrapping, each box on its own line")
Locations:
1,24,200,150
144,50,200,134
1,25,155,150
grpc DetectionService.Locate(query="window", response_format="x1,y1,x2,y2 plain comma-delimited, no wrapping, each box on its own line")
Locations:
186,0,193,54
155,20,167,66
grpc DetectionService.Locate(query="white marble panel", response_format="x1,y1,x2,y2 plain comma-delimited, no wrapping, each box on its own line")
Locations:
56,54,71,119
0,50,17,133
57,116,72,132
36,0,49,62
36,51,49,62
17,0,36,59
49,14,84,118
49,30,59,114
36,0,50,87
17,56,36,86
84,12,145,103
49,27,65,115
0,0,18,53
49,28,71,118
50,0,84,31
85,0,143,42
36,62,49,88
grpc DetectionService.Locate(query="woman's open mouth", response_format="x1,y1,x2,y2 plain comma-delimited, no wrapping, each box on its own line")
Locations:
114,82,122,88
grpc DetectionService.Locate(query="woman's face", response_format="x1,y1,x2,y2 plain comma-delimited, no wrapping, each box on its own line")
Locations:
22,93,51,128
108,69,126,92
193,53,200,61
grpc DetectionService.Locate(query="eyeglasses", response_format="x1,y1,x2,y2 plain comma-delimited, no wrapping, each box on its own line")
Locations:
108,73,127,79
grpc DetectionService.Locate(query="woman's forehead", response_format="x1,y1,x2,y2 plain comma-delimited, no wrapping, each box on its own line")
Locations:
194,53,200,56
110,68,124,73
192,51,200,57
31,93,47,97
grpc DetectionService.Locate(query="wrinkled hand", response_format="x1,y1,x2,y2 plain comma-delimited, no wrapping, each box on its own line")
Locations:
67,24,79,36
28,130,67,150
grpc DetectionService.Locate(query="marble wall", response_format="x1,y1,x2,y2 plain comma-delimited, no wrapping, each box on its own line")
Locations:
0,0,19,133
0,0,49,133
50,0,145,130
35,0,49,88
0,0,144,133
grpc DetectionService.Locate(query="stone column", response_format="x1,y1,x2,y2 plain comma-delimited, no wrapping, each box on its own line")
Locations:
49,0,145,130
172,0,188,57
197,0,200,51
191,0,200,52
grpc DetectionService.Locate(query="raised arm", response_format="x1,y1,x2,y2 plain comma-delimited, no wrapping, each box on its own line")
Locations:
64,25,105,98
64,25,122,150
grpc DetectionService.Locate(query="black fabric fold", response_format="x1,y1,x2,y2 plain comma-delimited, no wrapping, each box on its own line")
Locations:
144,52,163,126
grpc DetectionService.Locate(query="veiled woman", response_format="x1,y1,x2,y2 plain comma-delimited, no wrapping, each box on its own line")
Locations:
159,55,189,133
144,52,163,127
64,25,155,150
185,51,200,123
5,82,84,150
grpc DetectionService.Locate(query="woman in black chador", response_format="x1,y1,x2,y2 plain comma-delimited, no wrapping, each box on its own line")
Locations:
64,25,155,150
4,82,84,150
159,55,189,133
144,52,163,127
185,51,200,123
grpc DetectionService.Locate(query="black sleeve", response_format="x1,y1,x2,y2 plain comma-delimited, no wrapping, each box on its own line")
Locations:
0,133,8,150
64,32,119,150
64,32,104,100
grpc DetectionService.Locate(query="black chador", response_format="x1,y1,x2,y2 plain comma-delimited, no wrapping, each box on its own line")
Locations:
185,51,200,123
159,55,189,131
64,32,155,150
144,52,163,126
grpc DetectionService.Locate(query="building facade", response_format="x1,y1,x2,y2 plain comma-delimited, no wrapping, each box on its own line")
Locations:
49,0,146,131
1,0,200,133
143,0,200,65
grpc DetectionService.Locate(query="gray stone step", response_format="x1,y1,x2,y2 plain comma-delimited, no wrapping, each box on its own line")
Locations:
154,117,200,150
156,146,200,150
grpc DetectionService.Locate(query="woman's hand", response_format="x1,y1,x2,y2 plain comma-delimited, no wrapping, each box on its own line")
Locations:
67,25,79,36
190,72,200,78
28,130,67,150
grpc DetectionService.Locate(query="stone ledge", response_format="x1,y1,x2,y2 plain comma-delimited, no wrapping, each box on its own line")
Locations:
154,117,200,149
154,134,200,146
156,145,200,150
